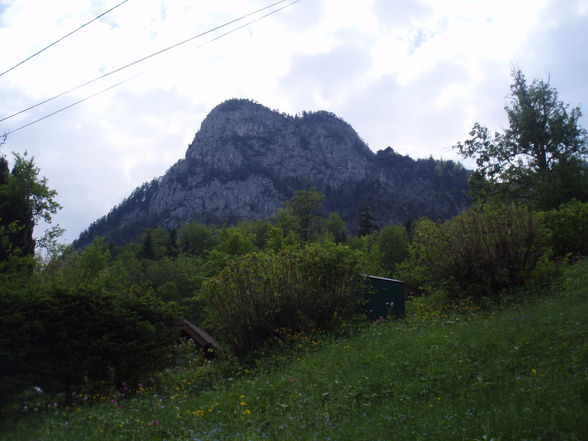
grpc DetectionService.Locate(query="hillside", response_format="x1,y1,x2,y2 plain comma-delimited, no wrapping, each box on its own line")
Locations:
4,261,587,441
76,99,470,246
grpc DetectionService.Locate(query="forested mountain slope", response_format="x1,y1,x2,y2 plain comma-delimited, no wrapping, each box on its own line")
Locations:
76,99,470,246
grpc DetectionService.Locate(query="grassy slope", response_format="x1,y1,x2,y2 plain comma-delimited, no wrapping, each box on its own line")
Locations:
3,261,588,441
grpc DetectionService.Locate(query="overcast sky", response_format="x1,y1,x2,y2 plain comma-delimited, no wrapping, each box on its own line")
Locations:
1,0,587,244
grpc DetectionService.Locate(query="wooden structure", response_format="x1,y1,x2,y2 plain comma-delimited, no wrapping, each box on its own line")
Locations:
179,319,217,352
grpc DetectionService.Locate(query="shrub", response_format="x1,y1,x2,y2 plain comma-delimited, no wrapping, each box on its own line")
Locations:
0,284,180,406
202,242,365,355
540,200,588,258
398,204,545,300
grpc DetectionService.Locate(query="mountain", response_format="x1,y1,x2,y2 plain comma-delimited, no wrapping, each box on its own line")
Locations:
76,99,471,246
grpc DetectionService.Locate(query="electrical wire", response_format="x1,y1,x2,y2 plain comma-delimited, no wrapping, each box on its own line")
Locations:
0,0,130,78
0,0,294,123
4,0,301,135
4,74,141,136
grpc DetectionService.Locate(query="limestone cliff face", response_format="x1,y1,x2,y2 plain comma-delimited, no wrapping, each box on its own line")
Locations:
76,99,471,246
184,99,372,186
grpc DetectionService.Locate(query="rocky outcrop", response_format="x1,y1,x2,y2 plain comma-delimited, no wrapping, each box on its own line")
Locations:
76,99,471,246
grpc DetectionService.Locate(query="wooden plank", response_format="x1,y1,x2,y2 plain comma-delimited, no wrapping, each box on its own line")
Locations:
180,319,217,350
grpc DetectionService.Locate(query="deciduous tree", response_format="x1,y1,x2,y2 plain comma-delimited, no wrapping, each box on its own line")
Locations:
455,70,588,209
280,187,325,241
0,151,61,264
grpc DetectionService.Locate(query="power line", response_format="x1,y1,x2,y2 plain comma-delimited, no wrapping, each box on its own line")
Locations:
0,0,130,78
0,0,294,123
4,0,301,135
5,75,141,136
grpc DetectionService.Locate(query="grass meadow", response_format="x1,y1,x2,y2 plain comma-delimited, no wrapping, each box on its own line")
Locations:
2,260,587,441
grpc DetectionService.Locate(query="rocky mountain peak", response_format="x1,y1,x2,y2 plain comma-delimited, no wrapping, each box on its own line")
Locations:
75,99,471,247
185,98,373,187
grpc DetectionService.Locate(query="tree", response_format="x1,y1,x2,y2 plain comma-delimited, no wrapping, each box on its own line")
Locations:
322,212,348,243
455,70,588,209
279,188,325,241
376,224,409,275
139,228,176,260
0,151,61,263
177,222,218,256
215,227,255,256
358,200,378,236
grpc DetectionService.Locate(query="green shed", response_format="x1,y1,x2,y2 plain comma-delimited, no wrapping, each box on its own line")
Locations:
365,275,405,320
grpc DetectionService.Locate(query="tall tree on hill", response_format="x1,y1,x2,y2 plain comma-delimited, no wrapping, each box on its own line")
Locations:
358,200,378,236
280,188,325,242
0,150,60,263
455,69,588,209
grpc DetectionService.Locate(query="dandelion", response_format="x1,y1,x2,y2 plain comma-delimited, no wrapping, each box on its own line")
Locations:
244,409,251,415
240,401,247,406
531,368,537,375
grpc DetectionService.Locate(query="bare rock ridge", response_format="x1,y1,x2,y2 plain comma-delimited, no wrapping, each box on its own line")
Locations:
76,99,470,246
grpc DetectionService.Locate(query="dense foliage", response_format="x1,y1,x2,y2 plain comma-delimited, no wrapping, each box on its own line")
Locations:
398,204,545,300
203,243,365,355
540,199,588,258
0,284,179,406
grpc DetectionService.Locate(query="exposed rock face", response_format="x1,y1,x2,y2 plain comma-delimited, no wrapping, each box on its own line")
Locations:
76,99,471,246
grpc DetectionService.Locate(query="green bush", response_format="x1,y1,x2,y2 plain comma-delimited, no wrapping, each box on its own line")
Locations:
540,200,588,258
398,204,545,300
202,242,365,355
0,284,180,406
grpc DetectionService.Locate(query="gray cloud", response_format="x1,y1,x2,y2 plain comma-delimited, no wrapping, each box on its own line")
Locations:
0,1,10,25
518,1,588,125
336,60,474,156
279,40,372,106
372,0,432,27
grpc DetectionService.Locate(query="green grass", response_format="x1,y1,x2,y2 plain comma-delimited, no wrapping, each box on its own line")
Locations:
2,261,588,441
